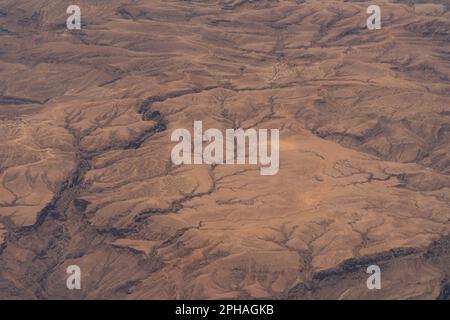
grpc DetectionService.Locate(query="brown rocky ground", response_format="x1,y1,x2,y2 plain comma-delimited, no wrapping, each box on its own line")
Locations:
0,0,449,299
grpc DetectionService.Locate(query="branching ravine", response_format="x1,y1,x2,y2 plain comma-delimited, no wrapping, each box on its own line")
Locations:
284,231,450,299
0,86,221,298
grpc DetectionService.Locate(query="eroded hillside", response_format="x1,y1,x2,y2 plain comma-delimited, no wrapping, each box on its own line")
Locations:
0,0,449,299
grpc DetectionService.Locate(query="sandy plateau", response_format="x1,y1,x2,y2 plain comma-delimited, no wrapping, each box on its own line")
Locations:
0,0,449,299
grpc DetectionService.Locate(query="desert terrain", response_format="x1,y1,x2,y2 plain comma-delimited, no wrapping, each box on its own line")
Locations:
0,0,449,299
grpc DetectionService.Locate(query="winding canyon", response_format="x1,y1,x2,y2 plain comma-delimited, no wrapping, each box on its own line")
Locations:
0,0,449,299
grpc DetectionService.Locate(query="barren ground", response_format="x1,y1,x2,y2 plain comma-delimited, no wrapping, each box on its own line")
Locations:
0,0,449,299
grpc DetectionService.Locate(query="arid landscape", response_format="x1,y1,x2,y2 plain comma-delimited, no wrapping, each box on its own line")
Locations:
0,0,449,299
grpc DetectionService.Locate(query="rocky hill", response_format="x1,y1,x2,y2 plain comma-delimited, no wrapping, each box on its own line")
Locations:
0,0,449,299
